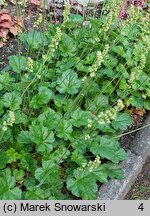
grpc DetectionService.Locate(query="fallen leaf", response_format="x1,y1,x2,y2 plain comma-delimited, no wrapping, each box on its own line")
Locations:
9,25,18,36
130,107,146,117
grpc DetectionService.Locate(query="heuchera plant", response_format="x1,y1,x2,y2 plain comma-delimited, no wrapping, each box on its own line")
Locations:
0,9,23,47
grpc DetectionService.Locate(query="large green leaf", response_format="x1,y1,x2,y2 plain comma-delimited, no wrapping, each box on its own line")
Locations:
19,31,48,49
0,149,8,169
92,166,108,183
56,119,73,141
17,131,31,144
48,147,70,163
2,91,22,111
9,55,27,73
56,70,81,95
0,72,14,91
30,123,55,153
37,108,61,130
30,86,53,109
35,160,63,196
71,108,91,127
60,34,77,57
71,150,87,166
67,168,97,199
25,188,45,200
90,137,127,163
112,113,133,131
0,168,22,199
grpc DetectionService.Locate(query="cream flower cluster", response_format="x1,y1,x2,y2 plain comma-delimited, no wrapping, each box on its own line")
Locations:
96,99,124,124
26,57,34,73
89,44,109,78
89,51,103,77
128,70,136,84
34,13,42,28
62,0,70,26
103,0,120,32
82,156,101,173
2,111,15,131
47,27,62,58
129,36,150,85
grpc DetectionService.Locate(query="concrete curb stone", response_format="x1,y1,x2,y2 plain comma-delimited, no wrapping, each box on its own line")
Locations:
130,114,150,161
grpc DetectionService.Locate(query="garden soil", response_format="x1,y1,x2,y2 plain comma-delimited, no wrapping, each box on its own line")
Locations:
125,156,150,200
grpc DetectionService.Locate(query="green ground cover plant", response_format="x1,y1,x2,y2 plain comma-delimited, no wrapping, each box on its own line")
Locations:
0,0,150,199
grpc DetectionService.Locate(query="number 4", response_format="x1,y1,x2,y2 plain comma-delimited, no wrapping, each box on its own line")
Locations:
138,203,144,211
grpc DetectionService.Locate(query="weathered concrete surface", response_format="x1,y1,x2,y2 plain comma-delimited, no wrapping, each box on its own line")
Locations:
97,151,143,200
130,114,150,161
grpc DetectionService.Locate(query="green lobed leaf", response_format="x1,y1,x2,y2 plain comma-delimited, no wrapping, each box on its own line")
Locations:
30,86,53,109
0,149,9,169
112,113,133,131
56,119,73,141
35,160,63,196
67,168,97,200
30,123,55,153
71,108,91,127
56,70,81,95
90,136,127,163
0,168,22,200
9,55,27,73
2,91,22,111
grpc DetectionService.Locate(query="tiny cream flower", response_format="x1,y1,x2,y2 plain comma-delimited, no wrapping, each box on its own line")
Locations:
2,121,8,131
82,163,87,168
82,76,88,81
85,134,90,140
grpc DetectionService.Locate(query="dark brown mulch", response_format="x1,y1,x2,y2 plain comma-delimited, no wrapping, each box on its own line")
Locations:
125,156,150,200
120,113,145,151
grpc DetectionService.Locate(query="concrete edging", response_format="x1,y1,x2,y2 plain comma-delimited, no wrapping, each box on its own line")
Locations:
97,113,150,200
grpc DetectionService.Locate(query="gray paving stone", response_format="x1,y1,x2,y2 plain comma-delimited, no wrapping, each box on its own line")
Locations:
97,151,143,200
130,114,150,162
